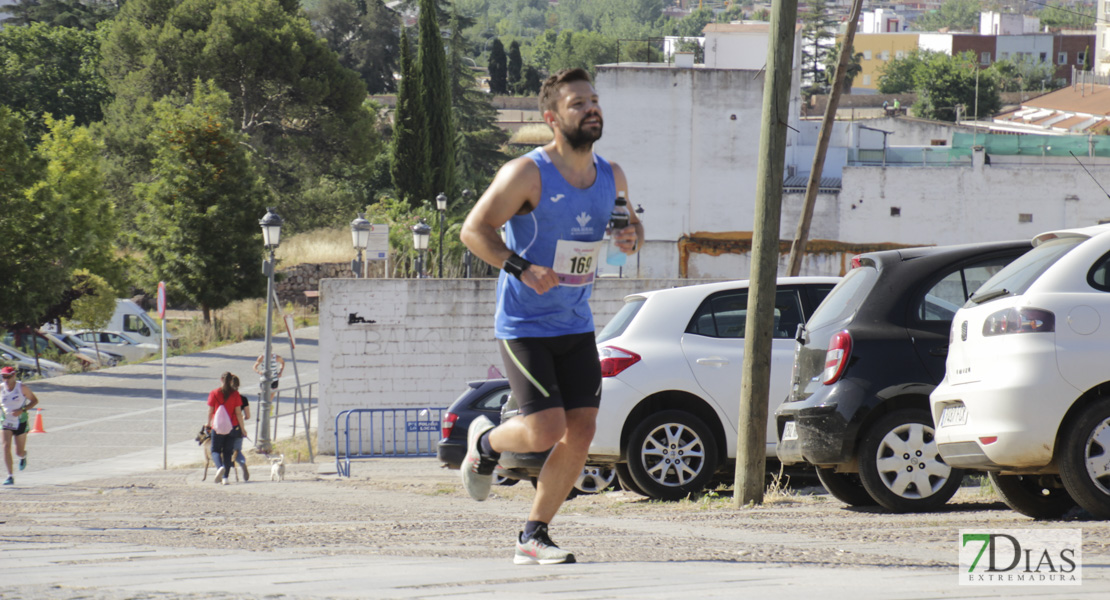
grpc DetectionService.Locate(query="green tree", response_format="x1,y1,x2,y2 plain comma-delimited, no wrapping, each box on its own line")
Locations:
801,0,837,95
912,0,981,32
489,38,509,94
877,50,932,94
823,40,864,94
0,23,111,140
418,0,456,200
99,0,379,235
989,57,1063,92
518,64,542,94
390,27,428,205
670,7,713,37
1038,2,1094,29
542,29,617,75
912,52,1000,121
133,81,268,323
308,0,401,94
66,270,117,336
448,11,508,195
6,0,118,29
507,40,523,88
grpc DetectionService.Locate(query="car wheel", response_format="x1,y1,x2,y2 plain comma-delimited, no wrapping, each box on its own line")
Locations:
1058,399,1110,519
615,462,648,496
989,472,1075,520
625,410,719,501
815,467,877,507
858,409,964,513
574,466,617,494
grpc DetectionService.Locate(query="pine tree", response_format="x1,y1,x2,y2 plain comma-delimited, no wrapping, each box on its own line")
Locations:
418,0,455,199
507,40,522,89
801,0,837,95
488,38,508,95
448,11,508,193
390,27,428,204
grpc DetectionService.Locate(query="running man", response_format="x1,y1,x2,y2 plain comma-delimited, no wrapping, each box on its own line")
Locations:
1,366,40,485
459,68,642,565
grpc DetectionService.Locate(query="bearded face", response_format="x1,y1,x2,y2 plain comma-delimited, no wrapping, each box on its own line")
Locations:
555,110,603,151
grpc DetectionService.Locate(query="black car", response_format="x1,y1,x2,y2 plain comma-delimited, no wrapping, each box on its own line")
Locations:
437,379,617,494
775,240,1031,512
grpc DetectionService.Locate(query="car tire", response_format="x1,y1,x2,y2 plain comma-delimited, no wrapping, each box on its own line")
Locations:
615,462,648,496
815,467,877,507
625,410,719,501
493,472,519,487
989,472,1075,520
1058,399,1110,519
858,409,964,513
574,466,617,494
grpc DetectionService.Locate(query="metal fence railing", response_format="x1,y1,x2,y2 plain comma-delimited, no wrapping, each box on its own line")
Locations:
255,380,316,461
334,407,446,477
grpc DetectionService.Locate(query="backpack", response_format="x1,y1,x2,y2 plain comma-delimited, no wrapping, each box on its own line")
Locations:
212,404,233,435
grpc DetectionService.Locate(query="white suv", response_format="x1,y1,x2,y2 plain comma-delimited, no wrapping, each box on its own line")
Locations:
931,224,1110,519
590,277,839,500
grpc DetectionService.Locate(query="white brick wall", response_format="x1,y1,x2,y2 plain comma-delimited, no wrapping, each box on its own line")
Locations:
319,277,722,454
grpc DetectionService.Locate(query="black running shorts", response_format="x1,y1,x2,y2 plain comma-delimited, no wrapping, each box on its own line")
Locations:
498,332,602,416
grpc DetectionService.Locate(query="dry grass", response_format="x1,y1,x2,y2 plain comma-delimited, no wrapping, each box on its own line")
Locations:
277,227,351,268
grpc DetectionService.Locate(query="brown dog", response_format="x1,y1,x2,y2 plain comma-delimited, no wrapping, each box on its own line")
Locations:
195,426,241,482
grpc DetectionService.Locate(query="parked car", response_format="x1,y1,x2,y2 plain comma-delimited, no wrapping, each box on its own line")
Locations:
585,276,839,500
71,331,159,362
106,299,176,348
931,224,1110,520
55,332,125,366
437,379,616,494
3,329,119,369
776,241,1031,512
0,342,67,379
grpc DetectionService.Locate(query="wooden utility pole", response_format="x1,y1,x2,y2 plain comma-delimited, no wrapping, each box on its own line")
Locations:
787,0,864,275
734,0,798,507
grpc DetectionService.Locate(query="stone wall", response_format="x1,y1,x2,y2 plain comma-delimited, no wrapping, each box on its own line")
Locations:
276,263,349,306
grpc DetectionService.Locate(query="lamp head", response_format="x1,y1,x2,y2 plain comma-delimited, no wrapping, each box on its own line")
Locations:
259,207,284,249
350,213,371,250
411,218,431,251
436,193,448,212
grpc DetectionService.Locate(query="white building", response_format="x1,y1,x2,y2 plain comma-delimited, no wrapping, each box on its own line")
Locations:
861,9,905,34
980,11,1040,36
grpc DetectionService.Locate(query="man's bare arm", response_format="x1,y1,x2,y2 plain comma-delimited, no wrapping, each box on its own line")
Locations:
460,157,560,294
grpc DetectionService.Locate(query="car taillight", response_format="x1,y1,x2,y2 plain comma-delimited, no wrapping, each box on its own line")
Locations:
441,412,458,439
599,346,641,377
850,255,862,269
822,331,852,385
982,308,1055,337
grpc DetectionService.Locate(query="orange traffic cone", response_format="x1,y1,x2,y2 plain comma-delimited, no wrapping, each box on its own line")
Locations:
29,409,46,434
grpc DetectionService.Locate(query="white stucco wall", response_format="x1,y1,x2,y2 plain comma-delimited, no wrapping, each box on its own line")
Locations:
996,35,1055,63
318,277,727,454
918,33,953,55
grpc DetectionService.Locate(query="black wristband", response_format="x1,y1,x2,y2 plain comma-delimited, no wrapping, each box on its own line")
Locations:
502,253,532,279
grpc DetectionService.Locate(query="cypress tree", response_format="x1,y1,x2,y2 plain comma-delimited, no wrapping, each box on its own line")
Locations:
418,0,454,199
488,38,508,95
507,40,522,89
390,27,428,204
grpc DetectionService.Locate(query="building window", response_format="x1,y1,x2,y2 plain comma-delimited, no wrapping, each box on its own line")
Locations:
1040,52,1047,63
1059,51,1068,64
1000,52,1010,60
1019,213,1033,223
863,50,872,60
863,74,871,85
891,207,901,217
1078,51,1087,65
896,50,905,59
882,50,890,60
931,139,947,146
981,52,991,65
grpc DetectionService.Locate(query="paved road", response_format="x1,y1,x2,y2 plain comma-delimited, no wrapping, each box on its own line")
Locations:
12,327,319,484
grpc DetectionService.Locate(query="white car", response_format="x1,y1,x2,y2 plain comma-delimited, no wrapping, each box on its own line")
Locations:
72,331,159,362
931,224,1110,520
591,276,840,500
0,342,67,378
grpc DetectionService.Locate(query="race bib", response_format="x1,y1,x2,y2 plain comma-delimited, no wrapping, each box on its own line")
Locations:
2,414,17,431
552,239,602,287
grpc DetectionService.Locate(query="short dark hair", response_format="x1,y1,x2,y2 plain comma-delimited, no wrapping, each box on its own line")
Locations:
539,68,593,114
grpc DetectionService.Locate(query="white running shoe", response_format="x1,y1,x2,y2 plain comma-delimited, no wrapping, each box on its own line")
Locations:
514,526,576,565
214,467,225,485
460,415,496,501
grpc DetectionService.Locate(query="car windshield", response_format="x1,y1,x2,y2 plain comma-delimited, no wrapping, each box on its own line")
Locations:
804,266,879,331
965,237,1083,307
597,298,645,344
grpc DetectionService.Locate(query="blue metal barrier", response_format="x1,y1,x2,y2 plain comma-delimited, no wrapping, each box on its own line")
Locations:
334,407,446,477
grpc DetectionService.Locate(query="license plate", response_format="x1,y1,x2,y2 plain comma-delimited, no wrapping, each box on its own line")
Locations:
782,421,798,441
939,405,967,428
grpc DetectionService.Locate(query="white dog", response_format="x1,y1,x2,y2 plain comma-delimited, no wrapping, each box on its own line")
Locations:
270,454,285,482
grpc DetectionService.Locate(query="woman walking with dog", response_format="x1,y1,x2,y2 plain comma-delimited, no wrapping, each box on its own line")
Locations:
206,372,246,485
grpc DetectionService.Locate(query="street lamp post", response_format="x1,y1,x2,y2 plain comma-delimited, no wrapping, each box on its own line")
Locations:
411,218,431,278
460,189,473,277
350,213,371,278
258,207,284,454
436,192,447,278
635,203,645,278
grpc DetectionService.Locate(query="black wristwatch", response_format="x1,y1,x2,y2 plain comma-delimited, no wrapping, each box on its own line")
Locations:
502,253,532,280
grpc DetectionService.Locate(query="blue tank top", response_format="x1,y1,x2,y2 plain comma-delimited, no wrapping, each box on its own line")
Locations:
494,147,617,339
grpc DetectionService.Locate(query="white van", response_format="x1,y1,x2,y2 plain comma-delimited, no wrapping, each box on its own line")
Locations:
108,299,175,348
